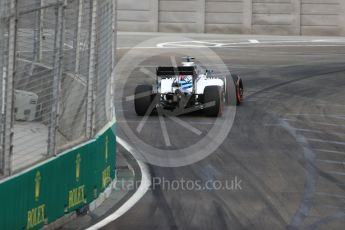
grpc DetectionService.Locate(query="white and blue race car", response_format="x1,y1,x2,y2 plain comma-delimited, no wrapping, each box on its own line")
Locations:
134,57,243,117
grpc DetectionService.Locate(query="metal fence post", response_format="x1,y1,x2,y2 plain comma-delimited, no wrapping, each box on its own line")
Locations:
0,3,5,175
34,0,44,62
86,0,97,138
47,1,65,156
74,0,83,74
112,0,117,69
0,0,5,174
111,0,117,119
2,0,17,176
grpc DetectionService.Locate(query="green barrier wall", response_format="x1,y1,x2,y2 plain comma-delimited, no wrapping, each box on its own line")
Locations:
0,123,116,230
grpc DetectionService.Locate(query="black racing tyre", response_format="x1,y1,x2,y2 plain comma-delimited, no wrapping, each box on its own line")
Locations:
203,86,223,117
134,85,153,116
231,74,243,105
225,75,233,105
238,78,244,105
236,85,241,105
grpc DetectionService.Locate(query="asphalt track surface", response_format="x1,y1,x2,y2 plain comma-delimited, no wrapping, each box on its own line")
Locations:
108,33,345,230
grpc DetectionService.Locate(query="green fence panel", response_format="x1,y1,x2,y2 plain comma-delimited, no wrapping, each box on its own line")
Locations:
96,126,117,194
0,123,116,230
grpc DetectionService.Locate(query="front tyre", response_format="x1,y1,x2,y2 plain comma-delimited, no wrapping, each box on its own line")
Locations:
134,85,153,116
204,86,223,117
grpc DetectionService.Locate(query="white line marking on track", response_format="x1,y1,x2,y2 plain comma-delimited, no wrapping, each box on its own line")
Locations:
86,137,151,230
249,39,259,44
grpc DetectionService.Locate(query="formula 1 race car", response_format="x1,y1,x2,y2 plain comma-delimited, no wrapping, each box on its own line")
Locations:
134,57,243,117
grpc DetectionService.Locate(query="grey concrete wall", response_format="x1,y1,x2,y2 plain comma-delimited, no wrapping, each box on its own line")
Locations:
205,0,244,34
301,0,341,36
117,0,158,32
117,0,345,36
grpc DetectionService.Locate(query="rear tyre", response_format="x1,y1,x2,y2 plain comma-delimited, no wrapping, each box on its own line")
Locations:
231,74,243,105
204,86,223,117
236,85,241,105
134,85,153,116
225,75,234,105
237,78,244,105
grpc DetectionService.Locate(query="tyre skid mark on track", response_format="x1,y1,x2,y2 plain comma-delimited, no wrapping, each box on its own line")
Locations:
278,112,345,228
314,149,345,156
224,64,345,227
314,167,345,191
216,145,289,228
283,119,345,128
294,128,345,137
212,200,231,230
325,171,345,177
306,138,345,146
305,211,345,230
305,167,345,230
246,68,345,100
149,166,179,230
186,160,254,229
316,159,345,165
315,192,345,199
314,104,345,108
294,128,324,134
278,118,317,229
286,114,345,120
234,64,345,228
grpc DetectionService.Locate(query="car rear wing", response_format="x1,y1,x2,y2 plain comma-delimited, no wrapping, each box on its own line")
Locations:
156,66,196,78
